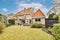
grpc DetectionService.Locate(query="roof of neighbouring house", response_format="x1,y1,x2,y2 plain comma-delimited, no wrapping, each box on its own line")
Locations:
33,9,45,17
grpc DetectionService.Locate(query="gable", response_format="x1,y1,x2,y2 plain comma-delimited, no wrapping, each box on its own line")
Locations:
33,9,45,17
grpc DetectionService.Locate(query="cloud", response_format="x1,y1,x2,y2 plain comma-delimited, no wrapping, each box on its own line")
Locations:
17,2,48,16
2,8,8,12
15,0,25,4
53,0,60,3
19,3,43,7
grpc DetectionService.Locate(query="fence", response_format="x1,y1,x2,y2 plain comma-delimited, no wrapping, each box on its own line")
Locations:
45,18,58,28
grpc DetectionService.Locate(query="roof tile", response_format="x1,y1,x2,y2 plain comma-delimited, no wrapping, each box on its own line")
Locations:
33,9,45,17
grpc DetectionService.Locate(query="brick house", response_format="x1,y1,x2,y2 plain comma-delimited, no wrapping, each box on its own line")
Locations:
14,8,45,26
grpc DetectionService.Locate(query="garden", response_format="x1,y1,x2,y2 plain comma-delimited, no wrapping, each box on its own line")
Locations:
0,24,55,40
0,13,60,40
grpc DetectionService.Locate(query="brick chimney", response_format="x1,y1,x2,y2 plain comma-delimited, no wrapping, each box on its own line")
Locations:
28,7,34,13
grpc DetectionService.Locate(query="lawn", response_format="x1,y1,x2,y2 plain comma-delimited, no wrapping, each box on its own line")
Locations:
0,25,55,40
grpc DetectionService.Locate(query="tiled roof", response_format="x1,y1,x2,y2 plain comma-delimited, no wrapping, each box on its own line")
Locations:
13,10,23,16
14,8,45,17
14,9,33,17
33,9,45,17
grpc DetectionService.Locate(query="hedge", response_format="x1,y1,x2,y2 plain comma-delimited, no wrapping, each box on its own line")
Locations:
52,23,60,40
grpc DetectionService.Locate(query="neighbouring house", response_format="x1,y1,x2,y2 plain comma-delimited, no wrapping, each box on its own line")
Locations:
14,8,45,26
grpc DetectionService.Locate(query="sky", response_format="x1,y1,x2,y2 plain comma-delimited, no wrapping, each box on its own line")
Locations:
0,0,54,15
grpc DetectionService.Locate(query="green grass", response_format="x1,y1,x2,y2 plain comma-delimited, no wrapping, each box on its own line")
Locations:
0,25,55,40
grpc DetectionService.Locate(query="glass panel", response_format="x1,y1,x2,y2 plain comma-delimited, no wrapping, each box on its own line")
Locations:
35,18,41,22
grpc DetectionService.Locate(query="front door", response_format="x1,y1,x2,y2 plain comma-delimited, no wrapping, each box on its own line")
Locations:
25,20,31,24
29,20,31,23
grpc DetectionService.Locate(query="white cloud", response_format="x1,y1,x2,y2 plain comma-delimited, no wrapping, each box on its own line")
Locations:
2,8,8,12
15,0,24,4
17,2,48,16
53,0,60,3
19,3,43,7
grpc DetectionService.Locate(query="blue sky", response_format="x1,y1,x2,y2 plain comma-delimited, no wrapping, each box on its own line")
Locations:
0,0,54,15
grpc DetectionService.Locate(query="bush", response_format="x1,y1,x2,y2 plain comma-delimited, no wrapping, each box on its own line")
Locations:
8,19,15,25
31,23,43,28
52,23,60,40
0,22,5,33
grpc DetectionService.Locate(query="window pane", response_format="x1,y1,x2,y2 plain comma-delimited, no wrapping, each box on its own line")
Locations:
35,18,41,22
39,19,41,21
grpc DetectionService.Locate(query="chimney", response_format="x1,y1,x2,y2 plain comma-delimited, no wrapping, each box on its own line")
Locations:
24,8,26,10
28,7,34,13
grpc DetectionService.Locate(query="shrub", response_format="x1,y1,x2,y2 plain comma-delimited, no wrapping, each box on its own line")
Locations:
52,23,60,40
7,19,15,26
31,23,43,28
0,22,5,33
8,19,15,25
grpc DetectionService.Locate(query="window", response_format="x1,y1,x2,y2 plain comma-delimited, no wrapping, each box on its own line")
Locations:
35,18,41,22
39,19,41,21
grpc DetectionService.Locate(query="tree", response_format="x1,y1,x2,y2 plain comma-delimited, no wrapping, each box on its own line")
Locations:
53,13,60,23
0,14,2,16
53,15,58,19
53,13,60,18
48,13,56,19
